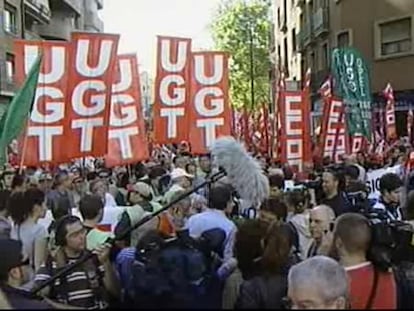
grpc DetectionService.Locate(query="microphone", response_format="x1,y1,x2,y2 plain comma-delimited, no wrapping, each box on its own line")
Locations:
31,136,269,296
210,136,269,207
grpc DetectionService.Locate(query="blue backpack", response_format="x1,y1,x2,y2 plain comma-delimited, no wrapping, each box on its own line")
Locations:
127,231,224,309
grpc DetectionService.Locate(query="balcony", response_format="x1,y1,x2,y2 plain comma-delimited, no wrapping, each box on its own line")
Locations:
84,12,104,33
24,29,41,40
24,0,51,24
52,0,82,16
312,8,329,37
298,21,313,50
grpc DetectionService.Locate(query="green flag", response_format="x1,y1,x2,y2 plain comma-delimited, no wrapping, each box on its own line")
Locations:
331,48,372,140
0,54,42,165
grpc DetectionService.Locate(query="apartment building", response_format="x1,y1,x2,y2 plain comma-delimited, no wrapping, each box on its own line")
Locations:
140,71,154,120
0,0,104,107
275,0,414,135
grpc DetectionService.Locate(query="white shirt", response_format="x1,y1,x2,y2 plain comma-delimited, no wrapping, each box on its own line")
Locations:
105,192,117,208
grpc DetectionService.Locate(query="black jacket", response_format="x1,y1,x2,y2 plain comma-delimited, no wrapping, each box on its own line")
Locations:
1,286,51,309
235,274,287,309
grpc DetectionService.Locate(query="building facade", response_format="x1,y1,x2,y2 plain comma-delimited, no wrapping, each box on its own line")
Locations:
274,0,414,136
140,71,153,120
0,0,104,108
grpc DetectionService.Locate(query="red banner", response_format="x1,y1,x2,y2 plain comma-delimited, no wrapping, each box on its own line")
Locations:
320,98,348,162
14,41,69,166
153,36,192,144
64,32,119,159
278,91,311,172
383,83,397,140
189,52,231,154
105,55,149,167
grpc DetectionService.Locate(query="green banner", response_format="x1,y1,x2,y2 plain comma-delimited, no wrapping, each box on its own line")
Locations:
331,48,372,139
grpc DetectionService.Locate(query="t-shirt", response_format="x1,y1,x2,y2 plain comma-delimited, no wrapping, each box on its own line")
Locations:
34,252,107,309
10,219,48,269
346,262,397,309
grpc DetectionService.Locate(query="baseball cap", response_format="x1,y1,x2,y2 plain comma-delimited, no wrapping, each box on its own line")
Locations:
0,239,25,275
129,182,152,199
170,168,194,181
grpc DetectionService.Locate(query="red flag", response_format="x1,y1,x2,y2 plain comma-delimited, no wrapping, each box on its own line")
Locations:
153,36,192,144
319,76,332,99
188,52,231,154
14,40,70,165
105,55,149,167
383,83,397,141
408,109,413,143
64,32,120,159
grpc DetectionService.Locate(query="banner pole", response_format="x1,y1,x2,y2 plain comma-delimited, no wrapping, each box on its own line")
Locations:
18,115,31,175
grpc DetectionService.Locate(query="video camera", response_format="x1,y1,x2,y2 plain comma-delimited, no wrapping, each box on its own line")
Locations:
364,209,414,271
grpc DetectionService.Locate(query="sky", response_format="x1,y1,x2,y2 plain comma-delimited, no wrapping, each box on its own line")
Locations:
100,0,222,77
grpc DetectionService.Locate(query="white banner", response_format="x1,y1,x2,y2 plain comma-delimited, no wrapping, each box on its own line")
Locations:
366,165,401,199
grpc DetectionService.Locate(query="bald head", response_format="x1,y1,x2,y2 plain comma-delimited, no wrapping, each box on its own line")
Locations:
309,205,336,241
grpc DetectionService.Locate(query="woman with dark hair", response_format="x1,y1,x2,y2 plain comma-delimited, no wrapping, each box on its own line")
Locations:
285,189,312,260
0,190,11,239
9,189,48,287
235,221,295,309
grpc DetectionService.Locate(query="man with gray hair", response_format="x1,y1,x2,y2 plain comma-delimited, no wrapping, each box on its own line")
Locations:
287,256,349,309
307,204,336,257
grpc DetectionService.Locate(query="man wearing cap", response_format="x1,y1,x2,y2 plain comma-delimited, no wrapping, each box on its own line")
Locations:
114,182,162,247
163,168,194,205
0,239,51,309
1,169,14,191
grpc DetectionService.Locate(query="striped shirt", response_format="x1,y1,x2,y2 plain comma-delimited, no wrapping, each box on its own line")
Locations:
34,253,107,309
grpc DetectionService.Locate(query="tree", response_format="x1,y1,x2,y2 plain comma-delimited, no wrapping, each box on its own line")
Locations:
210,0,272,111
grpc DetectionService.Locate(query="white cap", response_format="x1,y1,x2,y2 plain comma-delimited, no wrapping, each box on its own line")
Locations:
170,168,194,181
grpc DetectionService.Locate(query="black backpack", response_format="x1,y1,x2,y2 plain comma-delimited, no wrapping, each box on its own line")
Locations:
287,221,302,264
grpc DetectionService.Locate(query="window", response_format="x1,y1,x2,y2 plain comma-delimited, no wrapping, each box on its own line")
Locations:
3,4,17,34
321,42,329,69
292,28,297,52
379,17,412,56
284,38,289,74
6,54,15,83
337,31,350,48
277,8,281,28
310,51,316,71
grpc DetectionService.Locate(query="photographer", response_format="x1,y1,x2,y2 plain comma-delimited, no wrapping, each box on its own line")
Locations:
331,213,397,309
373,173,404,221
321,169,351,216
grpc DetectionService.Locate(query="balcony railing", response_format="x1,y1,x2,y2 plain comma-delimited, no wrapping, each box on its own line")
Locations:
312,7,329,37
24,0,51,24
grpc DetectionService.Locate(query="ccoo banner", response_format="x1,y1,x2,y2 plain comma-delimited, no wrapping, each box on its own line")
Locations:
278,90,311,173
331,47,372,140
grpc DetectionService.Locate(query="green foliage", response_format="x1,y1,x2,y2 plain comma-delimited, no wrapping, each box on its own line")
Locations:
210,0,272,110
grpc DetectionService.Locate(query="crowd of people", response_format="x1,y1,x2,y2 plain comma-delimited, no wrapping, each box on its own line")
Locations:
0,140,413,309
